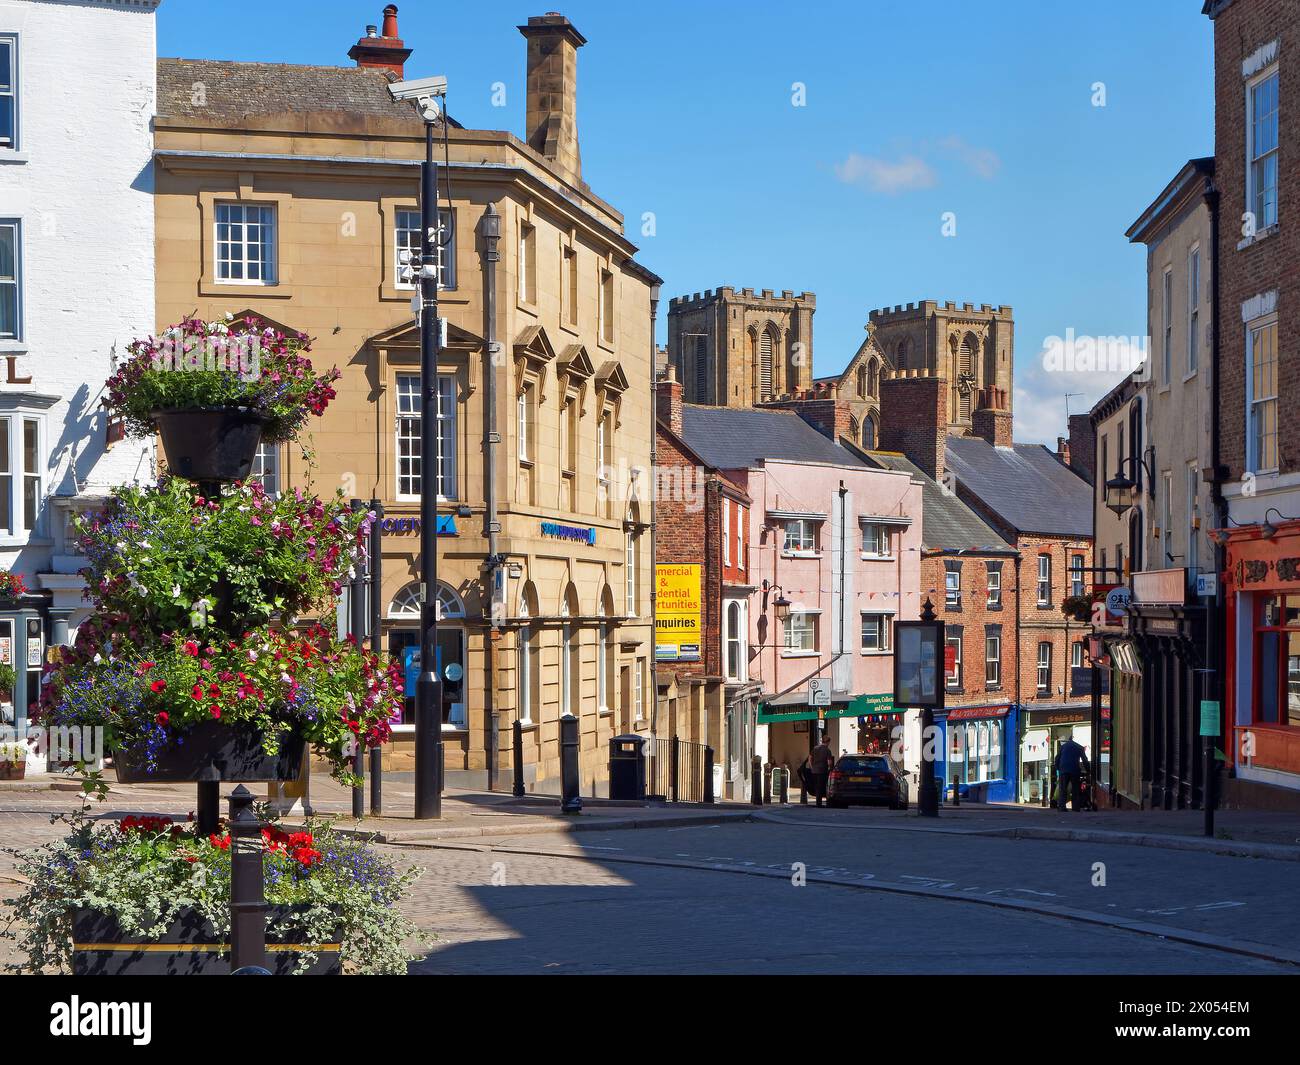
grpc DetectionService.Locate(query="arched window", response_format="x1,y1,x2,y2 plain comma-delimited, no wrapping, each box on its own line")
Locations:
759,329,774,400
956,332,979,420
863,414,877,450
897,338,910,370
850,416,860,444
867,358,879,396
856,364,867,398
388,581,463,621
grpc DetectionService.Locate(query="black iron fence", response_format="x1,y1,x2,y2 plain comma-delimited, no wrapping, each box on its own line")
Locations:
645,734,710,803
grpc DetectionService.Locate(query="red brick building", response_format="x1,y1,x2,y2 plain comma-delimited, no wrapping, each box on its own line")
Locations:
654,370,761,799
1205,0,1300,797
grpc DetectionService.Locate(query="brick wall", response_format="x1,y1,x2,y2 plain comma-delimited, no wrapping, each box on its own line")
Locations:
922,553,1017,706
1015,535,1093,711
879,374,948,480
758,395,854,443
1211,0,1300,479
1067,413,1096,484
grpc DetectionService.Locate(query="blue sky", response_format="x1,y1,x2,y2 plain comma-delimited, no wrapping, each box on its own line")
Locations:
158,0,1214,444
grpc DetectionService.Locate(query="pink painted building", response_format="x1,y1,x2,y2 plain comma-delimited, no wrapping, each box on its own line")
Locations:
675,403,923,779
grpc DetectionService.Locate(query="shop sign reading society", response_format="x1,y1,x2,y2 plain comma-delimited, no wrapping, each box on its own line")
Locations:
654,563,701,661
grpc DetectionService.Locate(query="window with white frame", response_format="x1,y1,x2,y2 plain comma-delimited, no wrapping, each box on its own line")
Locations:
517,620,534,724
0,219,19,340
598,268,614,345
784,611,816,654
1247,68,1279,231
722,498,731,566
625,523,639,617
215,203,276,284
1036,641,1052,693
945,568,961,610
783,518,817,553
519,221,536,304
597,405,613,510
860,612,891,653
861,522,891,558
1037,554,1051,606
597,620,612,712
1170,269,1180,384
0,413,42,538
985,632,1001,687
396,373,457,500
1187,246,1200,375
986,565,1002,607
634,658,645,722
1071,640,1084,670
946,635,962,690
517,381,535,465
1070,554,1085,598
1247,317,1278,472
395,207,455,290
250,443,280,496
1162,470,1173,562
563,245,579,327
725,600,748,681
0,36,17,150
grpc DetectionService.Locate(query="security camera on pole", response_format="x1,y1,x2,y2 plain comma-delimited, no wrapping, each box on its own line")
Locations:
389,74,448,819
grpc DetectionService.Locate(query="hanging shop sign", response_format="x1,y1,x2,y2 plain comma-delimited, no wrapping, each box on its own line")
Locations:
945,704,1010,721
654,563,701,661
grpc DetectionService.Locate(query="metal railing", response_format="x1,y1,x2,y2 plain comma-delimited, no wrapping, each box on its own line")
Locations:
645,734,710,803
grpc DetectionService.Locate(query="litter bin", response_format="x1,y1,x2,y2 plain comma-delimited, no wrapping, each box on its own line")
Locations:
608,734,646,800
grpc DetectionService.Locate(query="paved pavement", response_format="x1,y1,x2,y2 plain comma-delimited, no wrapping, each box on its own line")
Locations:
3,783,1298,974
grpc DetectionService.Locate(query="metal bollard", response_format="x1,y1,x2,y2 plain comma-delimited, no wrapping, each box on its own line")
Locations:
560,713,581,813
670,734,680,803
703,745,714,804
951,775,960,807
227,785,267,974
369,744,383,817
763,763,772,805
750,755,763,806
512,718,526,797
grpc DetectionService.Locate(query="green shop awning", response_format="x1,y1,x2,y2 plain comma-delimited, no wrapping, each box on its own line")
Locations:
758,691,895,724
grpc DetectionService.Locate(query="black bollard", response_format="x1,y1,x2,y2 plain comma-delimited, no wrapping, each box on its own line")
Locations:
670,734,680,803
196,769,220,837
227,784,267,974
560,713,581,813
369,745,383,817
512,718,526,797
703,745,714,804
750,754,763,806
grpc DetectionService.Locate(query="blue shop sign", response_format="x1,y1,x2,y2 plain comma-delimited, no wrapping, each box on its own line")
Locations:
382,515,456,536
540,521,596,545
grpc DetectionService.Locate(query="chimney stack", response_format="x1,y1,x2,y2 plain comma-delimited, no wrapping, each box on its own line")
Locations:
878,373,947,482
349,4,412,78
971,387,1013,448
519,13,586,184
657,364,684,437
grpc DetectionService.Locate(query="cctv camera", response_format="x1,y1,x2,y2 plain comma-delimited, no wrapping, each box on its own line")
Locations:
387,75,448,102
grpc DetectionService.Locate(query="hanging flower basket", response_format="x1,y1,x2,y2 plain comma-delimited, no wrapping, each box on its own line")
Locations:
112,719,305,784
152,407,268,484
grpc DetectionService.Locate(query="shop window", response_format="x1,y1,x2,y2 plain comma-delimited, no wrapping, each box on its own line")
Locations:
1255,595,1300,728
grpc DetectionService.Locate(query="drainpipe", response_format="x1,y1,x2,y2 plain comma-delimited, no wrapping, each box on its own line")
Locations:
1204,177,1227,778
648,283,661,740
480,203,502,790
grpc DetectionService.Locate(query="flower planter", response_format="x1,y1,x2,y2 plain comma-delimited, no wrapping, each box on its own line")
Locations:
152,407,268,484
113,720,305,783
71,906,342,975
0,759,25,780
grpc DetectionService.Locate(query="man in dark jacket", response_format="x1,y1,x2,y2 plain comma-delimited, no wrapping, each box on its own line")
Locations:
1054,732,1090,812
809,733,835,807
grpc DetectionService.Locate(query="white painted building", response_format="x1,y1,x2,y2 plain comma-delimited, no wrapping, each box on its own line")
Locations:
0,0,158,726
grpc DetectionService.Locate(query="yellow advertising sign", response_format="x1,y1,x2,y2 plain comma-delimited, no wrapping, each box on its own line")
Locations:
655,563,701,662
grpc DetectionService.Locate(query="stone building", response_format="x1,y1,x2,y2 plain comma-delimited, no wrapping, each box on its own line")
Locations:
0,0,159,726
869,300,1015,435
153,8,661,793
666,287,815,406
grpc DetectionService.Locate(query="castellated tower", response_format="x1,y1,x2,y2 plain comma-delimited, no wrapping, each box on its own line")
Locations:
869,301,1014,436
666,287,815,406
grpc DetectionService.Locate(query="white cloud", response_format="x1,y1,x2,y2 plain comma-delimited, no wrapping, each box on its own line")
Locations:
1013,335,1147,445
936,135,1001,179
834,152,937,194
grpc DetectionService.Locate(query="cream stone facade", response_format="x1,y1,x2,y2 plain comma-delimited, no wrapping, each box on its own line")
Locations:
153,10,659,793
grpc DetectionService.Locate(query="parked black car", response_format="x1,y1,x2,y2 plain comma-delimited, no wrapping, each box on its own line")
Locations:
827,754,909,810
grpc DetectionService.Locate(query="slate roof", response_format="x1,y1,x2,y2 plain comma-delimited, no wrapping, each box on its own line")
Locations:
945,435,1093,537
678,405,867,470
865,451,1011,553
156,58,459,126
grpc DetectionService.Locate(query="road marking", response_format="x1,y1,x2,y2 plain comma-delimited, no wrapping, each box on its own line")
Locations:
1195,901,1245,911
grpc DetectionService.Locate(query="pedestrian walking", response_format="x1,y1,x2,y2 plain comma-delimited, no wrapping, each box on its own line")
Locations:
809,732,835,808
1054,731,1090,812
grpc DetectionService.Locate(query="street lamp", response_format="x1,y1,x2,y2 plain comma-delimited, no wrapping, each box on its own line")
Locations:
1104,453,1155,517
389,74,449,820
773,593,792,621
